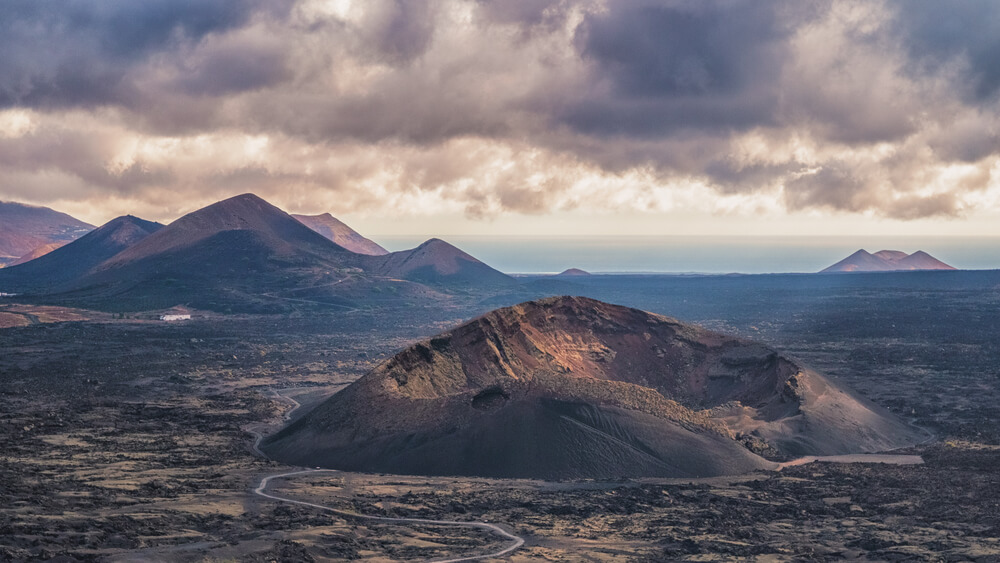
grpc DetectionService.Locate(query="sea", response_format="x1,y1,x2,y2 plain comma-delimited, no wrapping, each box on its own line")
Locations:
374,236,1000,274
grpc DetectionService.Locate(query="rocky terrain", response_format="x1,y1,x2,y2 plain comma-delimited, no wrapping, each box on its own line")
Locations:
0,305,488,562
2,272,1000,561
269,443,999,561
264,297,920,479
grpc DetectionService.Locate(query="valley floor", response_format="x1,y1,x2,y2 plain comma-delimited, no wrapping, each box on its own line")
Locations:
2,272,1000,561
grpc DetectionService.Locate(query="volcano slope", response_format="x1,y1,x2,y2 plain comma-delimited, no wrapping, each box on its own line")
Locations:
292,213,389,256
264,297,921,479
0,215,163,292
7,193,514,313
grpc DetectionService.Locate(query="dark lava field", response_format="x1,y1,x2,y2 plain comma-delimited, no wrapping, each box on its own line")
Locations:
2,270,999,561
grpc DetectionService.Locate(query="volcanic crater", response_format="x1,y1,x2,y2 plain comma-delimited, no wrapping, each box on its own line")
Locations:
263,296,922,479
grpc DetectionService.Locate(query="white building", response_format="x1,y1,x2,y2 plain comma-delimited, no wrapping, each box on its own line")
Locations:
160,314,191,321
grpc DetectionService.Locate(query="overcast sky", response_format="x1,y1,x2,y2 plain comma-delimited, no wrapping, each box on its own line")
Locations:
1,0,999,236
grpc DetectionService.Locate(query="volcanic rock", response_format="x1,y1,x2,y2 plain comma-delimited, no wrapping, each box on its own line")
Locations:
264,296,921,479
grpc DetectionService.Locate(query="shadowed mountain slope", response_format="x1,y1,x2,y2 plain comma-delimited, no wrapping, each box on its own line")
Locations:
0,201,93,266
822,249,955,273
45,194,364,311
292,213,388,256
101,194,351,269
2,194,518,311
264,296,921,479
0,215,162,291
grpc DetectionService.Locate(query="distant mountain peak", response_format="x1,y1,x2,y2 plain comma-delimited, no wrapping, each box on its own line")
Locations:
873,250,908,261
218,192,268,206
415,237,456,251
371,237,513,287
102,193,347,270
821,249,956,273
0,201,93,266
415,237,476,257
230,192,264,201
0,214,162,288
557,268,591,276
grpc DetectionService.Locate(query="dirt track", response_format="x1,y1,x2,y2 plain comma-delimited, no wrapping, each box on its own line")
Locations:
247,389,526,562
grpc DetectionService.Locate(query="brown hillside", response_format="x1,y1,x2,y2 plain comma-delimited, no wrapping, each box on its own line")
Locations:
370,238,515,287
292,213,388,256
0,215,162,291
264,297,921,479
4,194,514,312
11,242,67,266
0,201,92,265
102,194,349,268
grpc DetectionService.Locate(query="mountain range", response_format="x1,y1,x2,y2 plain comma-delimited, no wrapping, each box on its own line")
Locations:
821,249,955,273
0,194,513,312
263,296,922,479
1,196,971,312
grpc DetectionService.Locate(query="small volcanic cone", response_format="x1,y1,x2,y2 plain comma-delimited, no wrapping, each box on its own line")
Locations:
264,296,921,479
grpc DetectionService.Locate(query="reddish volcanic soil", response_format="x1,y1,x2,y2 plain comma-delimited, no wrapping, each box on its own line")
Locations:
11,242,67,266
0,201,92,265
292,213,389,256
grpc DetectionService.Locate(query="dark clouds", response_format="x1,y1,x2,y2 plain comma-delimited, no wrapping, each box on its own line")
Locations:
891,0,1000,102
172,33,291,97
0,0,287,109
0,0,998,223
362,0,437,65
577,1,788,112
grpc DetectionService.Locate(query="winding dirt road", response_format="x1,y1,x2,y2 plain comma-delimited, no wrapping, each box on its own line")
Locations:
246,388,526,562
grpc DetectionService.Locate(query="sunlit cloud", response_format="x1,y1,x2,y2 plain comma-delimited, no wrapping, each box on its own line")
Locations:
0,0,998,235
